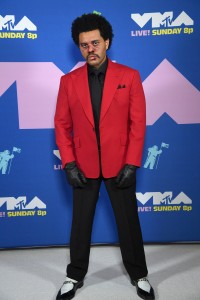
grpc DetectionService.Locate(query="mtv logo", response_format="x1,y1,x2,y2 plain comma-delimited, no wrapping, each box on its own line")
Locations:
131,11,194,28
0,15,37,31
136,192,192,205
0,196,46,210
136,192,172,205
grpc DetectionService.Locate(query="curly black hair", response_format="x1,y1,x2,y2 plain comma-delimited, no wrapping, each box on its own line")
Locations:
71,13,114,49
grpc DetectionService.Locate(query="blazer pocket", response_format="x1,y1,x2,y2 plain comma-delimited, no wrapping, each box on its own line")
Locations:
73,136,81,148
114,89,129,104
115,88,128,95
120,134,127,146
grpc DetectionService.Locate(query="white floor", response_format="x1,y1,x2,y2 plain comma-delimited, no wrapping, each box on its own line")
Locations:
0,244,200,300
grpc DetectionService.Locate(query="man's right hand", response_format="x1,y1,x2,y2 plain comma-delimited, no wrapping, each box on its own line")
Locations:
64,161,87,188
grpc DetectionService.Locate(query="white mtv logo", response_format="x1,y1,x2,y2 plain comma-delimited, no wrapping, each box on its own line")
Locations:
0,196,46,210
131,11,194,28
0,15,37,31
136,192,192,205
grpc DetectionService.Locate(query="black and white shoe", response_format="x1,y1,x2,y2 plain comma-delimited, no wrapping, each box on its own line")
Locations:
56,277,84,300
131,277,155,300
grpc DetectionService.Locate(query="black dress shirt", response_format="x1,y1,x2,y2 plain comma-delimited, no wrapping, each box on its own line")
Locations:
88,58,108,148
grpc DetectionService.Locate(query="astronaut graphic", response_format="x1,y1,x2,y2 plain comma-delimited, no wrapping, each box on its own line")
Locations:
0,147,21,175
144,142,169,170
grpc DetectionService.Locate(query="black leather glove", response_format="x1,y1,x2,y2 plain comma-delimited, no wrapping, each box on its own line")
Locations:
115,164,137,188
64,161,87,188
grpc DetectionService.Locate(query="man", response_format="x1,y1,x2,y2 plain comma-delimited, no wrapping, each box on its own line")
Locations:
55,13,155,300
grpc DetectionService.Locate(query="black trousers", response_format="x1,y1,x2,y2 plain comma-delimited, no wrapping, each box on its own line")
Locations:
67,177,148,281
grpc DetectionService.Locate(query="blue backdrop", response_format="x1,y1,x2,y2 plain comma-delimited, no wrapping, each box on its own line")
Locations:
0,0,200,248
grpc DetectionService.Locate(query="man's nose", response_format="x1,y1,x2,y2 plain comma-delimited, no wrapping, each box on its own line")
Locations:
88,43,95,52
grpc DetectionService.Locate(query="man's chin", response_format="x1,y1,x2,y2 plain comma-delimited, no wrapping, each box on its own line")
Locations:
87,57,98,63
87,60,99,68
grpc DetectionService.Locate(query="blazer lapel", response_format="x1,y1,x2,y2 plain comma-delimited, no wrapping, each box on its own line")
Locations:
70,60,122,127
71,64,95,127
100,60,121,123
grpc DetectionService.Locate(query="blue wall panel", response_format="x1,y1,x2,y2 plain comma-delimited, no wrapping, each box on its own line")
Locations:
0,0,199,247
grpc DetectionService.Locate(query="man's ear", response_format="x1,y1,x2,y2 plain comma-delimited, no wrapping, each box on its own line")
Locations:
105,39,109,50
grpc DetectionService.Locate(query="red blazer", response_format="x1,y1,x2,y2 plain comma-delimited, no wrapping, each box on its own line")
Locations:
54,59,146,178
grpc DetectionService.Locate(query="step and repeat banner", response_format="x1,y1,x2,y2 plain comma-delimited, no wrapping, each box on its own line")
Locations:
0,0,200,248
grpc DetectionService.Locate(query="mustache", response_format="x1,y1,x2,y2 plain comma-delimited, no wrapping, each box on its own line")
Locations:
87,54,100,59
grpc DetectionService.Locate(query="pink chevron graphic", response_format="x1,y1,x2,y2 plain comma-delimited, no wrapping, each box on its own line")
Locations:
0,62,63,129
0,60,199,129
143,59,200,125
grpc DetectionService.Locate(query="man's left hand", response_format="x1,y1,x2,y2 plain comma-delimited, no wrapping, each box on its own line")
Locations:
115,164,137,188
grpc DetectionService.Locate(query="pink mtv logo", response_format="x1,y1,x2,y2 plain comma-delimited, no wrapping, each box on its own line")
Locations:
0,60,199,129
